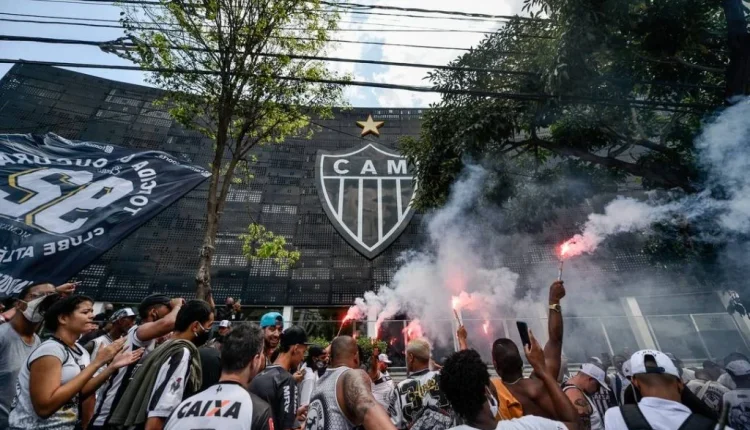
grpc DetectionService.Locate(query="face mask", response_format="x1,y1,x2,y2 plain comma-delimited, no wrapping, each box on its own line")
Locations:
193,324,211,347
486,388,499,418
315,361,326,370
21,295,49,323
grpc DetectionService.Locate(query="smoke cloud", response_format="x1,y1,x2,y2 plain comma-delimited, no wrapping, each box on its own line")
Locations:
346,99,750,361
564,99,750,257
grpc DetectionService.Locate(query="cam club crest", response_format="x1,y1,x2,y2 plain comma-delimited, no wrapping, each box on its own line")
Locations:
315,142,417,259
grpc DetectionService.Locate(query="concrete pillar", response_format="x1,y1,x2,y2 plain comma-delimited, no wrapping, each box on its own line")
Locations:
621,297,657,350
282,306,293,329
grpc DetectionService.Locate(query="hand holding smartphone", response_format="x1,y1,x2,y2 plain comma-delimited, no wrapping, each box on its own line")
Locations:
516,321,531,349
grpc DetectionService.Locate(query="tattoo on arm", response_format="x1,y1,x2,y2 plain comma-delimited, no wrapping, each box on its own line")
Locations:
573,398,592,430
342,370,379,425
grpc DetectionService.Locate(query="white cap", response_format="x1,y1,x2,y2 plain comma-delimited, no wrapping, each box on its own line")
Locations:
580,363,610,391
726,360,750,377
629,350,680,378
219,320,231,328
378,353,392,364
110,308,136,322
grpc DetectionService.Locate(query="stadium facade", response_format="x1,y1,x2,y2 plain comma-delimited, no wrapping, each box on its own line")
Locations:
1,64,748,362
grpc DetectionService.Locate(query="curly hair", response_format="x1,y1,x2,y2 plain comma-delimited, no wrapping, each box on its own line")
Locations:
41,294,93,332
439,349,489,422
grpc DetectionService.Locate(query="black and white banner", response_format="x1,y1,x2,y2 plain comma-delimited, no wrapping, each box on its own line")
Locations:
0,133,210,296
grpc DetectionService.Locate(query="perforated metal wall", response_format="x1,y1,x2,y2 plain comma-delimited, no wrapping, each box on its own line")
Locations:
0,64,425,305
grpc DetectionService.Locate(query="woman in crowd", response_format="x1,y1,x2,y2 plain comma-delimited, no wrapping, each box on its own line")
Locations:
9,294,142,430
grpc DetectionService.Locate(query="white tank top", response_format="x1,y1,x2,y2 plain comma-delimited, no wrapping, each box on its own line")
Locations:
562,384,603,430
306,367,360,430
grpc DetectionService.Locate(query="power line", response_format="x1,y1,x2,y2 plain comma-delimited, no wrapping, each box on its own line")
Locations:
0,13,484,52
0,11,505,33
25,0,550,22
0,34,723,91
0,35,539,76
23,0,552,26
0,59,713,112
0,16,524,35
320,1,549,22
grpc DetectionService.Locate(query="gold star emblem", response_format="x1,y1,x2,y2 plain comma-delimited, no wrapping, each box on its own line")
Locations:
356,115,385,137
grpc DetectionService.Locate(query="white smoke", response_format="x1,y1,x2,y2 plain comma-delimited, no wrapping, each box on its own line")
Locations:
564,99,750,257
347,99,750,356
351,165,532,347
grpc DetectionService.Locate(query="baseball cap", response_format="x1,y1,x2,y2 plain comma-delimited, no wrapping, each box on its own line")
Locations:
629,350,680,378
260,312,283,328
580,363,610,390
219,320,231,328
280,326,312,348
726,359,750,377
378,353,392,364
110,308,136,322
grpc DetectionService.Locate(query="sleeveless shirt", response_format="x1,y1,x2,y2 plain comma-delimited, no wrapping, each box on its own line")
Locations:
305,366,361,430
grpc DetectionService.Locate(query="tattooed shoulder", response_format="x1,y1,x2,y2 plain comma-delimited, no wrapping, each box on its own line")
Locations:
342,369,378,424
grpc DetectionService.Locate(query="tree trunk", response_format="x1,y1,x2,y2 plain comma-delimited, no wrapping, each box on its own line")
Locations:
195,115,230,303
195,165,222,303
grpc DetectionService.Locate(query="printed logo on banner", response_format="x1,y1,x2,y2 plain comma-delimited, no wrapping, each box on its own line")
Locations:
315,142,417,259
0,133,210,296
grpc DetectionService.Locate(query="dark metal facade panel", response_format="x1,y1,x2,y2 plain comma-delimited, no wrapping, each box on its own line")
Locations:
0,64,426,305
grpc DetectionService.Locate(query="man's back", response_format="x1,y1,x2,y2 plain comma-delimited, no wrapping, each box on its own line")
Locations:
388,369,454,429
248,364,297,430
165,381,273,430
724,389,750,430
306,366,359,430
506,377,558,419
686,379,729,414
604,397,694,430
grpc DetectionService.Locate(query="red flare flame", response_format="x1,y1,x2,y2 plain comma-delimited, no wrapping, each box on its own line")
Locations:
402,319,424,341
483,320,490,335
560,241,571,258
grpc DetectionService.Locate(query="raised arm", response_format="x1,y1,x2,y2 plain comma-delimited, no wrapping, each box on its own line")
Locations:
135,299,183,343
368,347,381,382
526,329,579,430
544,281,565,378
457,325,469,351
339,369,397,430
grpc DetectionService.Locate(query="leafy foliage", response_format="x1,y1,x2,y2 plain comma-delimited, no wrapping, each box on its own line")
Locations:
115,0,348,298
401,0,726,234
240,224,301,267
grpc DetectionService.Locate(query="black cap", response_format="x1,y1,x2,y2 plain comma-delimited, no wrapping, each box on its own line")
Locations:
280,326,311,348
139,294,171,313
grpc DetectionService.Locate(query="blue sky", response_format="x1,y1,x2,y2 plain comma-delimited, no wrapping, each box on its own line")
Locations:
0,0,522,107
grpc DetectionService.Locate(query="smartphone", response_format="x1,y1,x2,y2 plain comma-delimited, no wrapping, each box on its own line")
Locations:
516,321,531,349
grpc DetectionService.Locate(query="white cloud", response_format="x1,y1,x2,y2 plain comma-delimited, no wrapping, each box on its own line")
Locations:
326,0,524,107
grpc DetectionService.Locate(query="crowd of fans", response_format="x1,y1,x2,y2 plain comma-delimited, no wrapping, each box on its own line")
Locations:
0,280,749,429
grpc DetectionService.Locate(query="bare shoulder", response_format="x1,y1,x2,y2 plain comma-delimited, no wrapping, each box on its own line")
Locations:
518,377,546,398
341,368,371,390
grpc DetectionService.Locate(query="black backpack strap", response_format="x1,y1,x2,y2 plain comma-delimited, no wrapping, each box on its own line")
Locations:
676,414,718,430
621,405,654,430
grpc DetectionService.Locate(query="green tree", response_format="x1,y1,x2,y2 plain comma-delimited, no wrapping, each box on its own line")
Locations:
402,0,726,234
116,0,347,301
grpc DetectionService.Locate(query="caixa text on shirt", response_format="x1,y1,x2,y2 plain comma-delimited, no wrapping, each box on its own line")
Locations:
175,399,243,419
